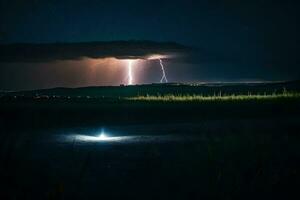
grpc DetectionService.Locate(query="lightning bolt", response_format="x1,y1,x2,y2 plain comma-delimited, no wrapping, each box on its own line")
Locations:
159,59,168,83
127,60,133,85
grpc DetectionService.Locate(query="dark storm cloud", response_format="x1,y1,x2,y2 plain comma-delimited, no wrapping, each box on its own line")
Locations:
0,41,193,63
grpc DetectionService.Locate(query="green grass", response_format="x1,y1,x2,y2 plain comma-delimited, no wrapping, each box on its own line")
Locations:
126,91,300,102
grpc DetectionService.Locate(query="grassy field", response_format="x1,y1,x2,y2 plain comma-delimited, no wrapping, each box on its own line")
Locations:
1,82,300,129
2,80,300,98
126,91,300,102
1,82,300,199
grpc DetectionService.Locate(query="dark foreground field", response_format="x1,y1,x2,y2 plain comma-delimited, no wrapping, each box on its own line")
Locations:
1,81,300,199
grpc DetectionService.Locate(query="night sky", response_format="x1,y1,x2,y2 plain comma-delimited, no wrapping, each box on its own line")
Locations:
0,0,300,90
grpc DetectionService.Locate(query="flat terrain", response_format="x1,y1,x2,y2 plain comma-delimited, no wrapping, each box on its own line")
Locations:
1,81,300,128
0,81,300,199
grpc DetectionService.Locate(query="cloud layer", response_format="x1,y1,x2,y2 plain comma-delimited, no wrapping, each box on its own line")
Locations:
0,41,192,63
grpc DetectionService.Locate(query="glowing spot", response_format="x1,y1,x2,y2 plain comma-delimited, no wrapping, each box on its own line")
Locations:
72,135,123,142
159,59,168,83
147,54,171,60
98,132,109,140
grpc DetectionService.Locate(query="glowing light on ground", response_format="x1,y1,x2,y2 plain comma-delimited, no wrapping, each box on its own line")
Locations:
62,133,199,144
159,59,168,83
73,135,124,142
98,132,109,140
69,129,125,142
